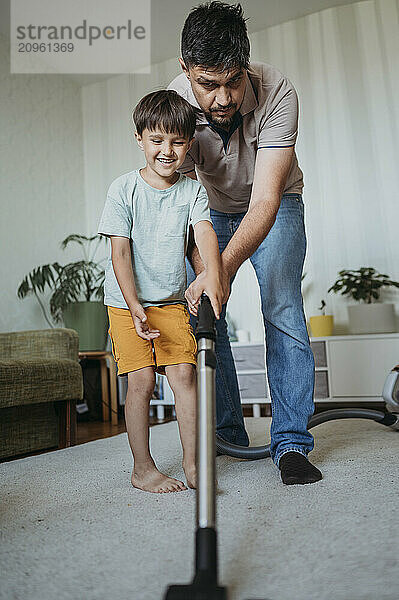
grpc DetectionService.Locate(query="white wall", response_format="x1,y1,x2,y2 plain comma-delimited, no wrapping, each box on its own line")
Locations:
0,34,86,332
83,0,399,340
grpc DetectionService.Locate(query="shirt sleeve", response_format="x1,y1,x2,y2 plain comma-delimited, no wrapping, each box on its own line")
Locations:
257,77,299,148
190,184,212,227
97,190,132,238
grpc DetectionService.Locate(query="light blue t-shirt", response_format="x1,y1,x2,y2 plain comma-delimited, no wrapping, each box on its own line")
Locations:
97,169,212,309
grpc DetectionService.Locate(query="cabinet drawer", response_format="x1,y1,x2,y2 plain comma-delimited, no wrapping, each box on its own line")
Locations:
238,373,268,399
311,341,327,367
232,345,265,371
314,371,329,398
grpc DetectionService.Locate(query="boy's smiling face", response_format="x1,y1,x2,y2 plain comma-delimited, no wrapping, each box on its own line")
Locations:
135,128,194,181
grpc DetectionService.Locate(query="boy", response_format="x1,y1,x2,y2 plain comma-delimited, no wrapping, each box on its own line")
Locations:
97,90,224,494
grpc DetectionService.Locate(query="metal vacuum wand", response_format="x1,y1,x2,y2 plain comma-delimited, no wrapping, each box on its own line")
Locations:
164,293,227,599
164,294,270,600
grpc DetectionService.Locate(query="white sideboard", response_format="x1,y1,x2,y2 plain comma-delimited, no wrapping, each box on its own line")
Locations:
231,333,399,415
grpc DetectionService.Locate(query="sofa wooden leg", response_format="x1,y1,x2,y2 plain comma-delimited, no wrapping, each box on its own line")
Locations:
67,400,77,446
100,358,110,422
58,400,77,448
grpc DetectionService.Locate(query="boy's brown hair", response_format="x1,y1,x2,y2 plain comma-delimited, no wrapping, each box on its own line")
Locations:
132,90,198,139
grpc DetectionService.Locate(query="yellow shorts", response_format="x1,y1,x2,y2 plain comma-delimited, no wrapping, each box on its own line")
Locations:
107,304,197,376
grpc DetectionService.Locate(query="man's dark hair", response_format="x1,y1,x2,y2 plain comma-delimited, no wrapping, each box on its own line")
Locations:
181,1,250,72
132,90,197,139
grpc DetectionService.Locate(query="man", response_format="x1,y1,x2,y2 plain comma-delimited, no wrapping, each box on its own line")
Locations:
167,1,322,485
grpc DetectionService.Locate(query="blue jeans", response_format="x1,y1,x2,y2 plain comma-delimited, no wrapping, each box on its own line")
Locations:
186,194,315,466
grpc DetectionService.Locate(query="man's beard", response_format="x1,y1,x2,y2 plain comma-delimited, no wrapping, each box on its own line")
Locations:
205,105,237,128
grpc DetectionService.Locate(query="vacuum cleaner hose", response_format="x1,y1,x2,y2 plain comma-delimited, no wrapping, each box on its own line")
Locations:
216,408,398,460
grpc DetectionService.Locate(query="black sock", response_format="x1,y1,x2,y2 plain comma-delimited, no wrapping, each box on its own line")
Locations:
279,451,322,485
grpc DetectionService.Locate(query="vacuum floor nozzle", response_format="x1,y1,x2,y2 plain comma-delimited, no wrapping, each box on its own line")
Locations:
164,583,228,599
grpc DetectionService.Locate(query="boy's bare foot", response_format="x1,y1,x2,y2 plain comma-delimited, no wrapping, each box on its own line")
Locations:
131,467,187,493
183,461,197,489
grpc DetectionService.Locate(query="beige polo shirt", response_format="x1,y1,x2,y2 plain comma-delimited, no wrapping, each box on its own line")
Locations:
167,61,304,213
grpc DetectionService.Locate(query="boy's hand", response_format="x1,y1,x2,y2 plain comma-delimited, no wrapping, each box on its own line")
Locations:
185,270,227,320
130,304,160,340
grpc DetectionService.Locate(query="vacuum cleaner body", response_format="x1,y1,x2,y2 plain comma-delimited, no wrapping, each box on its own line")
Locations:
383,365,399,423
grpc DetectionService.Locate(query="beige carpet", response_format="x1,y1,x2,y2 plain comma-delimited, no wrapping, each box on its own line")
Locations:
1,417,399,600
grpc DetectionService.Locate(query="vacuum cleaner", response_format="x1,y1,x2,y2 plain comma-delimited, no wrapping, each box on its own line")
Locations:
164,294,399,599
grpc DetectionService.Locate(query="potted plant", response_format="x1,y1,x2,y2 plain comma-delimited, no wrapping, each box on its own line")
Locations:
309,300,334,337
17,234,108,351
328,267,399,334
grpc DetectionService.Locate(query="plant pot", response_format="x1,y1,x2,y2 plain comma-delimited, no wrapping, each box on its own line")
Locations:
309,315,334,337
347,303,396,334
63,301,108,351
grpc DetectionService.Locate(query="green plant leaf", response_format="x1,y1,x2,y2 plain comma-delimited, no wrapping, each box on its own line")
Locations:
328,267,399,304
18,235,107,322
61,234,97,250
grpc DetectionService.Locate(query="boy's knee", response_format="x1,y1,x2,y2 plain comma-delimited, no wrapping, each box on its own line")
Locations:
166,363,196,390
128,367,155,396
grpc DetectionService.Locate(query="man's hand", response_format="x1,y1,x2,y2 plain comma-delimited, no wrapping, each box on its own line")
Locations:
129,303,160,340
185,269,230,319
